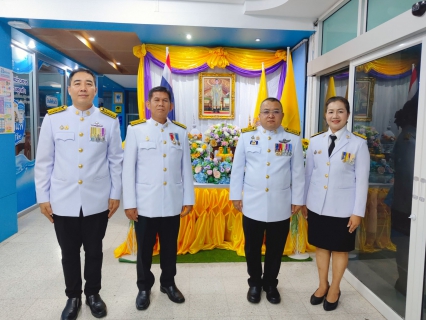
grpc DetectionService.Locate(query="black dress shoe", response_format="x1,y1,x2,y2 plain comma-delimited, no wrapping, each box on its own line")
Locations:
160,285,185,303
85,294,107,318
61,297,82,320
136,290,151,310
323,291,341,311
310,286,329,305
263,286,281,304
247,286,261,303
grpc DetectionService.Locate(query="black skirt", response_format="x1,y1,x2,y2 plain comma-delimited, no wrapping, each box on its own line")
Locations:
307,209,356,252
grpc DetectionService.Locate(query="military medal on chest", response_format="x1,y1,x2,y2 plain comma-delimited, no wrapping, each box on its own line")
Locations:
341,152,356,165
90,122,105,142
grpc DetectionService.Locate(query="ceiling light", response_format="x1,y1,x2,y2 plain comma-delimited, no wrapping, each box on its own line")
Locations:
255,38,261,42
28,40,36,49
186,34,192,40
116,62,121,65
7,21,32,29
88,37,95,41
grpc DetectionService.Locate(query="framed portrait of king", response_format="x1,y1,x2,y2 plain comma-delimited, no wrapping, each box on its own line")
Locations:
199,73,235,119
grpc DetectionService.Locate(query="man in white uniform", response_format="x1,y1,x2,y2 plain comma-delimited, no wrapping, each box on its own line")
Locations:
122,86,194,311
230,97,305,304
35,69,123,320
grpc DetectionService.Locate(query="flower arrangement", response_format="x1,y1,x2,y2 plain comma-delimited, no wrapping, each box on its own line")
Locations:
354,124,382,154
204,123,240,148
188,132,202,141
192,157,232,184
189,140,208,160
301,138,309,159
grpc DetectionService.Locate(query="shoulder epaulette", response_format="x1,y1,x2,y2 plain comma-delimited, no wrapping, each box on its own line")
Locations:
241,126,257,133
130,118,146,126
47,105,67,115
172,120,187,129
284,127,300,136
100,107,117,119
311,131,326,138
353,132,367,140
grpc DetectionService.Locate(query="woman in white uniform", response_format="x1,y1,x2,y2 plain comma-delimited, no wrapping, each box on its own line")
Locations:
303,96,370,311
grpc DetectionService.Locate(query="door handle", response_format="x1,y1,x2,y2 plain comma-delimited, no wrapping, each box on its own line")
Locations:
409,214,417,221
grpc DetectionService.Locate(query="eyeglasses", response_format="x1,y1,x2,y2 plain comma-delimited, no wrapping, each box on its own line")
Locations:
260,110,282,115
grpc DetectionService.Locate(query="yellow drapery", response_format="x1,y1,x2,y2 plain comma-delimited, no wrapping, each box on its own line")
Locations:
356,55,418,76
133,44,147,119
133,44,287,119
114,187,313,258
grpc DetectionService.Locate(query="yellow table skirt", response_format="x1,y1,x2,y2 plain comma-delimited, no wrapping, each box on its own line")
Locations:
114,187,315,258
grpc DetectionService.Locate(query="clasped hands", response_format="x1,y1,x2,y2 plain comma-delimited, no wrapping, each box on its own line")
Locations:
232,200,302,216
300,206,361,233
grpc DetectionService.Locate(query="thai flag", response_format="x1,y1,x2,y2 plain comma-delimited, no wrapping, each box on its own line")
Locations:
160,47,175,121
408,65,418,101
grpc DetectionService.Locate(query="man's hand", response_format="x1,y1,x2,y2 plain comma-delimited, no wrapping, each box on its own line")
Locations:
108,199,120,218
125,208,138,222
180,205,193,217
291,204,302,215
301,206,308,219
39,202,54,223
347,214,362,233
232,200,243,212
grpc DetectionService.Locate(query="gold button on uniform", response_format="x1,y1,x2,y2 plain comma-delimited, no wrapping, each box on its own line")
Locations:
79,132,84,137
78,164,83,168
161,129,164,132
78,180,83,184
266,162,270,166
268,136,271,140
324,185,328,189
266,175,269,179
75,111,79,115
163,181,167,185
80,117,84,121
79,148,83,152
265,188,269,192
155,123,158,126
163,168,167,172
163,154,167,158
325,174,328,178
267,149,271,153
163,141,167,144
326,162,330,166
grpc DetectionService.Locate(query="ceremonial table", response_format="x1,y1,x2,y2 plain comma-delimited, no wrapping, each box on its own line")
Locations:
114,183,315,258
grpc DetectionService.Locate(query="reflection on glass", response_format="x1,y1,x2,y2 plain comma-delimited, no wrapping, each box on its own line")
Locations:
348,44,421,318
319,69,349,131
38,61,65,130
367,0,414,31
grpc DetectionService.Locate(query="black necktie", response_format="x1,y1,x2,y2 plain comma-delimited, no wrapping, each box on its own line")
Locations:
328,135,337,157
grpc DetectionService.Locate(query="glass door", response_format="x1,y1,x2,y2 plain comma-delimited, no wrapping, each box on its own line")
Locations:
346,41,425,319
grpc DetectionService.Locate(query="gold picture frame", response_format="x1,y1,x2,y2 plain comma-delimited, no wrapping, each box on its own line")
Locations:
354,77,375,122
199,73,235,119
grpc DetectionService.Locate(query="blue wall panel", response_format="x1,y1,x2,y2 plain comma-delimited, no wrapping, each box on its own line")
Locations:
0,193,18,242
292,42,307,135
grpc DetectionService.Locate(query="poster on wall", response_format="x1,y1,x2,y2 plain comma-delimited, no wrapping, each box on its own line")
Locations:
0,67,14,133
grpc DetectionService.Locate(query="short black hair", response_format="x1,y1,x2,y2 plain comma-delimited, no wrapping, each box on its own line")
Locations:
325,96,350,114
261,97,283,110
148,86,171,101
68,68,96,86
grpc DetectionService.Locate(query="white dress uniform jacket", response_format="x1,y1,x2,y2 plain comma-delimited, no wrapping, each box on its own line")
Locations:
122,118,194,217
35,105,123,217
230,125,305,223
304,127,370,218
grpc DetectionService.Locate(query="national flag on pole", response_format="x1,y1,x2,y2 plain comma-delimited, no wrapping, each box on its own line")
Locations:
160,47,175,121
408,64,418,101
252,63,268,126
280,48,301,135
325,76,337,103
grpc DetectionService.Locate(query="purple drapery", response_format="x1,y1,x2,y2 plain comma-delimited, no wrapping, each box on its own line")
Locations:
143,52,287,117
276,62,287,100
333,70,411,81
144,56,152,118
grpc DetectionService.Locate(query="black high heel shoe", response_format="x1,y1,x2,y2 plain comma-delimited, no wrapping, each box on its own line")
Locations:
323,291,341,311
310,285,329,305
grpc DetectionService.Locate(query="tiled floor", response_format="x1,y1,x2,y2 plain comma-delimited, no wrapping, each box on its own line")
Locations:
0,206,386,320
